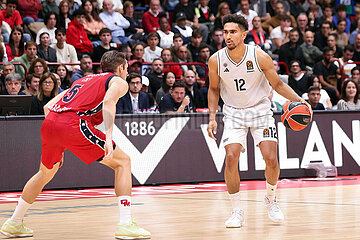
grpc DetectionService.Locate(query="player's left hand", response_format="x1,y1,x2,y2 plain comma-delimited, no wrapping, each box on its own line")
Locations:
103,139,114,161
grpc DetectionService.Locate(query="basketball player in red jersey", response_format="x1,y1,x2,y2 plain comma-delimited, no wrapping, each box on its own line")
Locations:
0,51,151,239
207,14,312,227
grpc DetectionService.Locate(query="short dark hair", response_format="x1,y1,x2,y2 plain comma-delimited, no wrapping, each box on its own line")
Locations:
279,14,291,22
6,0,18,5
99,28,112,35
212,28,223,35
100,51,127,73
308,86,320,93
321,21,332,28
73,8,86,17
126,73,142,83
337,19,347,26
344,44,355,53
351,66,360,74
44,12,57,25
336,4,347,13
25,41,37,50
323,46,333,54
39,31,50,40
55,28,66,35
192,29,202,38
199,43,210,52
222,14,248,31
171,80,186,90
25,73,40,86
147,32,159,40
173,33,182,40
289,28,299,34
328,33,338,40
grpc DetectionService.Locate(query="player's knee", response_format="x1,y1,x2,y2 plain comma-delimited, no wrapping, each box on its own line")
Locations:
265,156,279,169
225,153,239,168
112,153,131,169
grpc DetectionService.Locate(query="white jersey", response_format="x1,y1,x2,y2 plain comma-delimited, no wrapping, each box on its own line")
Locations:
217,44,271,109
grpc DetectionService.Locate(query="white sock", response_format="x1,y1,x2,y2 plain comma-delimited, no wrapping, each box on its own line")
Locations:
10,197,32,223
118,196,131,224
266,182,277,200
229,192,241,211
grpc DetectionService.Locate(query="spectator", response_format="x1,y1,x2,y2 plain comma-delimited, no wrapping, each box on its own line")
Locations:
130,43,145,63
93,28,117,63
68,0,80,17
195,43,210,79
334,45,355,78
332,19,348,50
302,75,332,109
52,72,64,93
350,7,360,33
40,0,59,18
187,30,202,62
307,4,321,30
195,0,215,32
156,70,176,104
0,62,15,92
128,60,141,74
209,28,226,55
17,0,42,25
147,58,164,97
116,73,150,114
56,0,71,30
158,80,193,113
270,14,293,51
288,60,311,96
262,2,296,33
97,0,122,13
315,5,334,31
0,0,31,42
123,0,144,41
157,13,174,49
336,79,360,110
5,27,24,61
173,0,208,42
12,41,38,78
30,72,58,115
245,16,272,53
142,0,167,34
170,33,184,61
273,59,288,84
350,66,360,85
306,86,325,110
36,12,57,45
100,0,131,44
236,0,257,31
279,28,300,67
353,33,360,62
214,2,230,30
66,9,93,58
295,30,322,70
175,45,195,75
313,47,339,105
296,13,308,44
184,69,205,109
140,75,155,107
288,0,304,19
51,28,79,72
172,12,193,45
82,0,106,42
71,54,92,82
118,43,132,61
161,48,183,79
302,0,322,17
349,19,360,45
4,72,24,95
28,58,49,77
314,21,332,50
143,32,162,63
37,32,57,63
55,63,72,89
22,73,40,95
269,88,283,112
332,4,350,34
326,33,342,58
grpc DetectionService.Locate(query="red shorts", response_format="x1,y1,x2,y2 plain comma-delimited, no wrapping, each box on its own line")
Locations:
41,111,113,169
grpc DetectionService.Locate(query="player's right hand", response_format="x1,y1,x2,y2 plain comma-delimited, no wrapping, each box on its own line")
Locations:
207,119,218,140
103,139,114,161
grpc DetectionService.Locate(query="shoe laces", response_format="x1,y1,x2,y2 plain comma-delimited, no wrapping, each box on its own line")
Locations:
129,220,138,227
231,209,244,220
266,197,281,213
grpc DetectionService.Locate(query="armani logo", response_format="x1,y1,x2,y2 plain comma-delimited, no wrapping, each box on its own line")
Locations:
224,68,230,72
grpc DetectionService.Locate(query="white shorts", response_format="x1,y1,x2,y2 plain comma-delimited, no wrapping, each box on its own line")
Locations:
222,99,277,150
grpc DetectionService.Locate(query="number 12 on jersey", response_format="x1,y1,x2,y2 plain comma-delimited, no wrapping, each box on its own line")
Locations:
234,79,246,91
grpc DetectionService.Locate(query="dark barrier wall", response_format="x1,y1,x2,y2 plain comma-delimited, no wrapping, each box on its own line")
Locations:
0,111,359,192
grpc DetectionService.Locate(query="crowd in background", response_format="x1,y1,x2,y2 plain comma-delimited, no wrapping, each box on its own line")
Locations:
0,0,360,115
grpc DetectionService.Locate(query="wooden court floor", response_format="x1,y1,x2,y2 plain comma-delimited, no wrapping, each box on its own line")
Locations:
1,182,360,240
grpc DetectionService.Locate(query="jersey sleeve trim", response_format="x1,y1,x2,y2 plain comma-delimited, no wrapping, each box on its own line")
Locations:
254,46,262,72
217,51,220,76
105,74,117,91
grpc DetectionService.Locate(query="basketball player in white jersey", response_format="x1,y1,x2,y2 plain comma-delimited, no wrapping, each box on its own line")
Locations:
207,14,312,227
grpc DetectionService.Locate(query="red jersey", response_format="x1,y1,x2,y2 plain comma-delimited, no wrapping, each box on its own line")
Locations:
49,72,117,126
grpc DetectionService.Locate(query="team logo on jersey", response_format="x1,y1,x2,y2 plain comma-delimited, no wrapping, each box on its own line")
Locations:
263,129,270,137
223,63,227,67
246,61,254,72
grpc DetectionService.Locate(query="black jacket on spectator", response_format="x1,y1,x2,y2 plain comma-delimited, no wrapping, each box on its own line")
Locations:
187,44,200,62
158,93,194,113
116,91,150,114
37,45,57,63
352,48,360,62
185,87,205,110
288,73,311,96
278,42,300,67
147,72,163,97
209,40,226,55
173,2,196,22
314,31,328,50
93,45,117,63
306,100,325,110
30,95,51,115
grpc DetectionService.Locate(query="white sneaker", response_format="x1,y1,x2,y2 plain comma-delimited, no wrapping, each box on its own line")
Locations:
264,196,284,223
225,209,245,228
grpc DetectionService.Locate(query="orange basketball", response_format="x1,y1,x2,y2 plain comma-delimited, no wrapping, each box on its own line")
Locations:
281,102,312,131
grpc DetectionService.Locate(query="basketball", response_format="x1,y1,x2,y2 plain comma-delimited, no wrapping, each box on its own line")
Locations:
281,101,312,131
